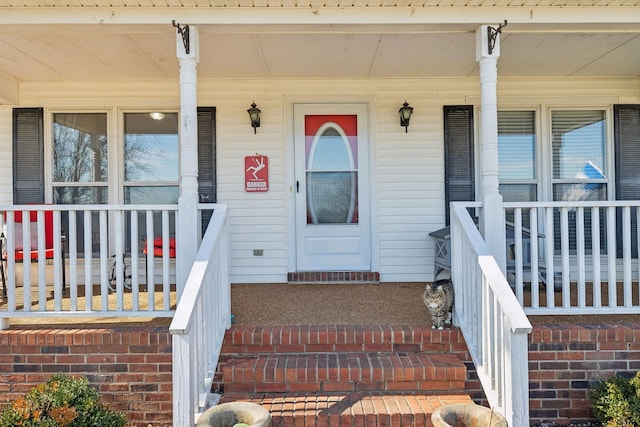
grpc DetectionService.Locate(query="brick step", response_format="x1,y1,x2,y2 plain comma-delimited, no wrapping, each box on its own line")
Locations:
222,352,467,394
221,325,467,355
219,391,474,427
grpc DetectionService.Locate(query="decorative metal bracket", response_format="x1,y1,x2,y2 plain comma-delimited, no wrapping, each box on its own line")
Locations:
487,20,507,55
172,20,190,55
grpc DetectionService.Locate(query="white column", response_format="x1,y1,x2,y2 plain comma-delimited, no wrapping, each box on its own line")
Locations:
476,25,506,272
176,25,199,297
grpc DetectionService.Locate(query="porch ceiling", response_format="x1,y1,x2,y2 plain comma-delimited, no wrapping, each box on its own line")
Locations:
0,5,639,104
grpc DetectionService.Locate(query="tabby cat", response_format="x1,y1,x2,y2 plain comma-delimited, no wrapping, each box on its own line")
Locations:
422,279,454,330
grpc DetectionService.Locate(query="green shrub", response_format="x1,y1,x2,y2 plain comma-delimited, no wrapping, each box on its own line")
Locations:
0,373,128,427
590,371,640,427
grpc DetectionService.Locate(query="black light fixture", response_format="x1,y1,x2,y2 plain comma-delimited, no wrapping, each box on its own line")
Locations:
247,102,261,134
399,101,414,133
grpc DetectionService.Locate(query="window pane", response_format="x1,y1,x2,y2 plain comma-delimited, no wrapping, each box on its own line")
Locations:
498,111,536,180
499,184,537,203
552,110,606,180
53,113,108,183
125,186,179,204
124,113,179,182
553,183,606,202
306,172,358,224
53,186,108,204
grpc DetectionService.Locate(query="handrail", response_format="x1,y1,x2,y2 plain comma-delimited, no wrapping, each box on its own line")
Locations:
450,202,532,426
170,204,230,427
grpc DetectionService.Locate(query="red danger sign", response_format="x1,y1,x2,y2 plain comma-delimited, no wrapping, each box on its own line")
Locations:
244,155,269,192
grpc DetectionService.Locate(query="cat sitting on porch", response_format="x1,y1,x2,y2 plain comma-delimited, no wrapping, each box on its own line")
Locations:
422,279,454,330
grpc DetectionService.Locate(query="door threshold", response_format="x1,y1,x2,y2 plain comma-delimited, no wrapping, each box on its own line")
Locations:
288,271,379,283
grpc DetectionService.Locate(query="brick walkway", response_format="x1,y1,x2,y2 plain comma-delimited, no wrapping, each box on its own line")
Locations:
222,392,473,427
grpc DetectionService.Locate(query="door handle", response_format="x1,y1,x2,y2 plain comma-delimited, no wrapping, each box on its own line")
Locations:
296,181,300,193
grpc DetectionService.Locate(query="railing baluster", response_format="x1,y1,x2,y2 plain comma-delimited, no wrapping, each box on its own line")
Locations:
35,211,45,311
576,207,586,308
607,206,617,307
530,208,540,309
69,211,78,311
146,210,155,312
131,211,140,311
162,210,171,310
84,210,93,311
544,207,555,308
114,209,124,311
513,208,524,303
560,207,571,308
100,210,109,310
592,207,601,308
52,210,63,311
623,206,632,307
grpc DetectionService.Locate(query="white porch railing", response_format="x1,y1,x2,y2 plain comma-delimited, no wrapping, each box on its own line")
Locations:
0,204,182,327
505,201,640,315
170,204,230,427
450,203,532,426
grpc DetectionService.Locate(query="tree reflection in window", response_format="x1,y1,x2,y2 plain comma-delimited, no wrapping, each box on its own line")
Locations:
53,113,108,204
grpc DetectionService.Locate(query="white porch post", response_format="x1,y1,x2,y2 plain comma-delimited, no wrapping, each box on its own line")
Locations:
476,25,506,272
176,25,199,298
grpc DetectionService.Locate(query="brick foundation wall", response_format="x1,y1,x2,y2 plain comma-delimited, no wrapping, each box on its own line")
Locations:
0,326,173,427
1,322,637,426
529,322,640,425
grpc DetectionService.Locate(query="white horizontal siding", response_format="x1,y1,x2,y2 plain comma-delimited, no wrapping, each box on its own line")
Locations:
0,108,12,205
8,77,640,284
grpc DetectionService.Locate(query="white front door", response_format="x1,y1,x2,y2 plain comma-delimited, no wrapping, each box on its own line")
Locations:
294,103,371,271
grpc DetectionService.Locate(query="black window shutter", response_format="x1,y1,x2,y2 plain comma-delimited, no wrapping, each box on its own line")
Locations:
197,107,217,233
443,105,475,225
614,104,640,258
13,108,44,204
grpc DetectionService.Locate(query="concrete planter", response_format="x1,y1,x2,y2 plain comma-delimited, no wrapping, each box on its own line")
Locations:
197,402,271,427
431,403,508,427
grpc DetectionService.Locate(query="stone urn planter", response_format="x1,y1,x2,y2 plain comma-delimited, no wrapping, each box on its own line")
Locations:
197,402,271,427
431,403,508,427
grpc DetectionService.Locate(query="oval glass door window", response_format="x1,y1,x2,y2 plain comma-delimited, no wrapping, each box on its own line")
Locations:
306,117,358,224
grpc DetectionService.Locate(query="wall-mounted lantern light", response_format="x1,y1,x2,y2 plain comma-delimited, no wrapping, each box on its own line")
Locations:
399,101,413,133
247,102,261,134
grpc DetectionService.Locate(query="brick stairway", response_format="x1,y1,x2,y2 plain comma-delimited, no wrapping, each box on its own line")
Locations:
216,325,480,427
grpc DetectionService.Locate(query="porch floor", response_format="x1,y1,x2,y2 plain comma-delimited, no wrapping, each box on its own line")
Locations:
230,282,640,326
5,280,640,326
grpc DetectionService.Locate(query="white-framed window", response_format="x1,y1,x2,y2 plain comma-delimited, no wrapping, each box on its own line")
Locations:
49,110,180,206
497,108,610,203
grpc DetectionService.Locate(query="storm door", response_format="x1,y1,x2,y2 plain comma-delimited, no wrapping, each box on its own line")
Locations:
293,104,371,271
